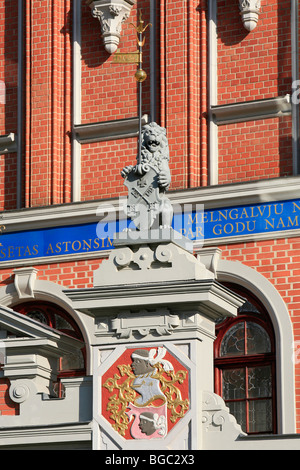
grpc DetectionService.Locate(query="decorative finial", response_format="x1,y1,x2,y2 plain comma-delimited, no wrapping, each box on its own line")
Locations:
130,10,152,83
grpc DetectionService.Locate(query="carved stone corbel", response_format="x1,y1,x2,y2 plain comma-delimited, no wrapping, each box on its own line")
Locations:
239,0,261,32
13,267,38,299
87,0,136,54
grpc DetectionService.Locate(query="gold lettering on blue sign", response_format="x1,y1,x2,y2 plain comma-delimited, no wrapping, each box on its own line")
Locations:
288,216,299,227
0,244,39,259
293,202,300,212
185,200,300,240
1,199,300,263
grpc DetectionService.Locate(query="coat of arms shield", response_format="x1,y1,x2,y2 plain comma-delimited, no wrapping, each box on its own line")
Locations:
102,346,189,440
124,165,162,231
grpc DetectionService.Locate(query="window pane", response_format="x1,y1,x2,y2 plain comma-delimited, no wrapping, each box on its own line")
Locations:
222,368,246,400
26,309,48,325
220,323,245,356
54,314,74,331
227,401,247,433
246,322,271,354
60,351,85,371
238,300,261,314
248,366,272,398
248,399,273,433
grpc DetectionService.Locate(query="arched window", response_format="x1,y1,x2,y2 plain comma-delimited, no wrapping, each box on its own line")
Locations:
214,283,276,435
14,301,86,395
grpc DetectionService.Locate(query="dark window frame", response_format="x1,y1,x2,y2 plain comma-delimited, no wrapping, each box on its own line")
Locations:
214,283,277,435
14,301,86,380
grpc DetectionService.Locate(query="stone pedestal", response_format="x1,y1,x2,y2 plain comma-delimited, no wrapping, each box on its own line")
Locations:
67,231,245,450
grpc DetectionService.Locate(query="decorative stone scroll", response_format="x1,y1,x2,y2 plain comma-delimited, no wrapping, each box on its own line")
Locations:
93,240,213,286
9,380,33,404
201,391,246,449
110,309,180,339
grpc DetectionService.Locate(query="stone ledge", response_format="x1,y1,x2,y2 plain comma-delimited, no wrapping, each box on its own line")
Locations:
74,115,148,144
211,95,291,125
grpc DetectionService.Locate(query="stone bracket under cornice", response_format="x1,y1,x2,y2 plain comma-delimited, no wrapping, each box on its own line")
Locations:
86,0,136,54
211,95,291,125
13,267,38,300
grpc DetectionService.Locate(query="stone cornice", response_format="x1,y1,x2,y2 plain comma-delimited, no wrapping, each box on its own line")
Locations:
170,175,300,209
0,422,92,448
2,176,300,233
0,176,299,268
64,278,245,320
0,305,83,354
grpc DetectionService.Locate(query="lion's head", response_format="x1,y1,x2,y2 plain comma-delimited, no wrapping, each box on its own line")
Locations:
141,122,169,161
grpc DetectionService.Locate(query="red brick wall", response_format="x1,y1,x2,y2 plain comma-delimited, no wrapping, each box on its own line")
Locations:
24,0,72,207
0,379,19,416
0,260,101,291
80,0,151,203
80,0,204,196
0,1,18,211
2,0,295,205
217,0,291,104
218,117,293,184
32,259,101,289
0,2,18,135
81,3,147,124
217,0,293,184
0,153,18,210
81,138,137,201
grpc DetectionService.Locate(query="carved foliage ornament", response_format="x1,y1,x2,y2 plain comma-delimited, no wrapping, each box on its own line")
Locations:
88,0,136,54
239,0,261,31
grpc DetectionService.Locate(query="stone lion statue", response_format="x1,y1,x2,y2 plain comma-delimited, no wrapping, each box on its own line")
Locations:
121,122,173,228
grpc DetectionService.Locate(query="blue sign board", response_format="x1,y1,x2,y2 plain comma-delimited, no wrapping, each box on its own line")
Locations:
0,198,300,263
